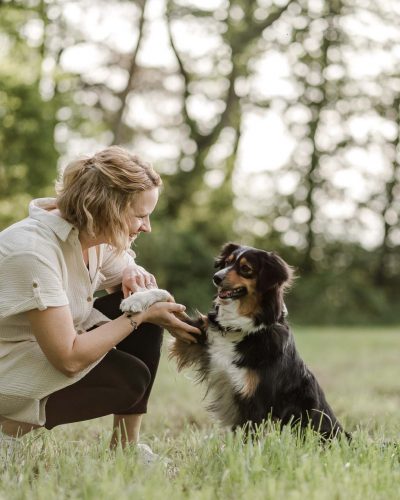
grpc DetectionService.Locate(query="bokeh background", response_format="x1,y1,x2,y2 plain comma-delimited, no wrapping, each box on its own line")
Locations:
1,0,399,324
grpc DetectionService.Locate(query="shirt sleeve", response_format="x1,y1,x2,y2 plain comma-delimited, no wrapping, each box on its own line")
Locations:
96,246,136,290
0,252,69,319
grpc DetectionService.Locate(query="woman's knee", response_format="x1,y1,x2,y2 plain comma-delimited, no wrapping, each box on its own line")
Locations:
116,358,152,410
116,323,163,361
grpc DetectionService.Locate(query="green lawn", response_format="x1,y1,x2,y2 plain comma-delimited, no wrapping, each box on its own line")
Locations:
1,327,400,499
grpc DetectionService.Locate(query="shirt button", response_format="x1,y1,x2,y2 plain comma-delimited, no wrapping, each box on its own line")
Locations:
32,282,38,288
77,329,83,334
87,296,93,302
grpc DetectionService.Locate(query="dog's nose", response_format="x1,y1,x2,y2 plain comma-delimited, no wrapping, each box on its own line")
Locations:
213,272,223,286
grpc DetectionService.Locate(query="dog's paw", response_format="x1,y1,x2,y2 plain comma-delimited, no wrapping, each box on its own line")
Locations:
120,289,172,313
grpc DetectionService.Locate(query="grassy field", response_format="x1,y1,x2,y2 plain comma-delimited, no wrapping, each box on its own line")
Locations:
1,327,400,499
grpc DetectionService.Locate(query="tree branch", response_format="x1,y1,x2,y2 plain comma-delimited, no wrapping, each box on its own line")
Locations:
197,62,238,150
112,0,147,145
232,0,296,52
166,0,200,141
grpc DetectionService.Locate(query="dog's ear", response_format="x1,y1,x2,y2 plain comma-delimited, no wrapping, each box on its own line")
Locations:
259,252,294,290
214,242,240,269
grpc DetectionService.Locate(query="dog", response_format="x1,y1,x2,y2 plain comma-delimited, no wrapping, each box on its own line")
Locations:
169,243,349,439
121,243,348,439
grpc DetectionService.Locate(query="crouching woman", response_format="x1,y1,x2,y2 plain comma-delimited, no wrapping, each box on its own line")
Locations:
0,146,199,455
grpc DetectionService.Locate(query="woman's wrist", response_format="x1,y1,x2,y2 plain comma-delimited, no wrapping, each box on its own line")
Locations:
123,310,146,330
124,312,138,331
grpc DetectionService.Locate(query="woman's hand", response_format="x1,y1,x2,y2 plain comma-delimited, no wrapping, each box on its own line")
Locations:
141,302,201,343
121,264,157,298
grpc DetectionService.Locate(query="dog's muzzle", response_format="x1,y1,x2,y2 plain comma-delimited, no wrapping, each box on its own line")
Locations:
213,269,226,286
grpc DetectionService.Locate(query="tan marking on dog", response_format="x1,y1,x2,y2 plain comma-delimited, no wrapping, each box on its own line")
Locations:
239,257,253,271
222,268,262,318
238,286,262,317
226,254,235,265
239,369,261,398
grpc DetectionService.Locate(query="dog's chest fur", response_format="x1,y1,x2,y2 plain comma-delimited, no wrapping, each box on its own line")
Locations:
205,304,260,426
208,328,244,388
215,301,255,333
206,328,245,425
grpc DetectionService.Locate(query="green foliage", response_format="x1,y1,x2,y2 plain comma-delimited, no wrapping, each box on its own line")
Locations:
0,1,59,228
0,0,399,324
0,79,59,198
287,270,399,325
134,222,217,312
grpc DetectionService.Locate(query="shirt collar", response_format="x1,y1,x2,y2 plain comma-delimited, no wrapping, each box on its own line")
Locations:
28,198,75,242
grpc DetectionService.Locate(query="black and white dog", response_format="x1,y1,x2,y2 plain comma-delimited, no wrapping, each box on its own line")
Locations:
121,243,348,439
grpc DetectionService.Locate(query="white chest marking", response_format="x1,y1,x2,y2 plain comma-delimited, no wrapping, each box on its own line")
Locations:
216,300,255,333
205,328,250,425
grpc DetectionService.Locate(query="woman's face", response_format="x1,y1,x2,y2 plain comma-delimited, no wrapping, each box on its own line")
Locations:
126,188,159,242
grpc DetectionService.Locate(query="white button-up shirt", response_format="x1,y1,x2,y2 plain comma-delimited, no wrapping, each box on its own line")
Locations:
0,198,136,425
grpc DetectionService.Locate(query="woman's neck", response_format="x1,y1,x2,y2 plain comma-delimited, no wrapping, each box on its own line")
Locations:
78,233,106,252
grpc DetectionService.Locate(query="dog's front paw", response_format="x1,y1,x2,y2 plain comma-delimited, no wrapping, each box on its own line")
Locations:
120,289,172,313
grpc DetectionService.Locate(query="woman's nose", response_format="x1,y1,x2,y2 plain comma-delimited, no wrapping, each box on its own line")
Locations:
140,217,151,232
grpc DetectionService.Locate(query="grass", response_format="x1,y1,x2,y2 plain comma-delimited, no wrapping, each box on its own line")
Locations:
1,327,400,499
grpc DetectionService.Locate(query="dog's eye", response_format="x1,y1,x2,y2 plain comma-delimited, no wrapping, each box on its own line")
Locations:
240,264,252,274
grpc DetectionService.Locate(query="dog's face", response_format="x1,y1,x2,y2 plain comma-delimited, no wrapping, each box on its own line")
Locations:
213,243,293,323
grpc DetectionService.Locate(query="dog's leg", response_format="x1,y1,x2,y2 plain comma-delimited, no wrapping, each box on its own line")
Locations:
169,314,209,372
120,289,172,313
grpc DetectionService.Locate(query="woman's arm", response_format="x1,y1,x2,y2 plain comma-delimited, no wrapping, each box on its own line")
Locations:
26,306,144,377
26,301,200,377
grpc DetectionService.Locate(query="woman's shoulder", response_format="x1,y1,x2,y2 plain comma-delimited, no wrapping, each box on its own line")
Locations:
0,217,61,260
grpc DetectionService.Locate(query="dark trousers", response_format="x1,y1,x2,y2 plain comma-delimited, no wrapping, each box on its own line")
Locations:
44,291,163,429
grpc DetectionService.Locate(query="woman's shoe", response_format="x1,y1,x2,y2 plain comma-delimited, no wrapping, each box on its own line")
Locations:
136,443,160,465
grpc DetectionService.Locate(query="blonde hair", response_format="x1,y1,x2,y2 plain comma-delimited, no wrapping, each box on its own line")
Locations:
56,146,162,252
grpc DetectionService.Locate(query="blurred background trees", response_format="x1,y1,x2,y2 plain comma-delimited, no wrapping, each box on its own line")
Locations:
1,0,399,323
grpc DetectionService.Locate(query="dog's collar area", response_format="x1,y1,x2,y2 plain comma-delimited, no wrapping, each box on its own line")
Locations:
217,321,286,336
208,308,236,334
219,325,243,336
207,302,288,335
208,306,286,336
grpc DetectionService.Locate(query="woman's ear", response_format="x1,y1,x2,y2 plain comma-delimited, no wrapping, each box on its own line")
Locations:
214,242,240,269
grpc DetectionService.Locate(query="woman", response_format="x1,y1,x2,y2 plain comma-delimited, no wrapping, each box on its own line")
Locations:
0,146,199,456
